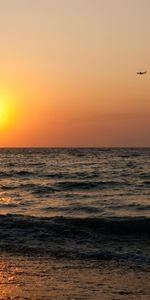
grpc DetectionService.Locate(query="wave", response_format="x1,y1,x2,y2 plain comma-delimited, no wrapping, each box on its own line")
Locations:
0,180,132,195
56,180,131,191
0,170,35,178
1,214,150,236
0,214,150,263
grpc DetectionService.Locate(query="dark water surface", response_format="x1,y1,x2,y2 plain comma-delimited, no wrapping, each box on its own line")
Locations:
0,148,150,299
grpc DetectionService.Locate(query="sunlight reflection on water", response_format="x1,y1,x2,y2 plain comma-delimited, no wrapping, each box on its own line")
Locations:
0,255,150,300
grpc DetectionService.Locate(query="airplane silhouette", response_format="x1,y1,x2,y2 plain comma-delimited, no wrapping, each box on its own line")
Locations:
136,71,147,75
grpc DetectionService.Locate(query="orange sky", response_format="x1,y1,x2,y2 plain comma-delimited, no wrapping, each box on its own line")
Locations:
0,0,150,147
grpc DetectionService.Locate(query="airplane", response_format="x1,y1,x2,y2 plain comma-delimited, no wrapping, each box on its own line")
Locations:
136,70,147,75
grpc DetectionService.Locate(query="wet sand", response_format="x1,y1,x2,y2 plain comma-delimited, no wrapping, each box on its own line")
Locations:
0,254,150,300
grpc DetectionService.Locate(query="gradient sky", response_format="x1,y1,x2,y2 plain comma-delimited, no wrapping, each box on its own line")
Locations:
0,0,150,147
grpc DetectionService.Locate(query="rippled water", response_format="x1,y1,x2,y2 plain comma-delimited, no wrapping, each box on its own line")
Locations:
0,148,150,264
0,148,150,218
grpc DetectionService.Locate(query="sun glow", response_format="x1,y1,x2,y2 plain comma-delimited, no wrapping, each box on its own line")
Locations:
0,91,17,131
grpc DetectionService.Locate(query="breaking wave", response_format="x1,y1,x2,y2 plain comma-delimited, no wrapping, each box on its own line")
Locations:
0,214,150,265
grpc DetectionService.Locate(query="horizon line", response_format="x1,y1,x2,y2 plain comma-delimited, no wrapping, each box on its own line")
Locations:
0,146,150,149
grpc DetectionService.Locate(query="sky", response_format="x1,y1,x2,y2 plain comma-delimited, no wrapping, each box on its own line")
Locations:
0,0,150,147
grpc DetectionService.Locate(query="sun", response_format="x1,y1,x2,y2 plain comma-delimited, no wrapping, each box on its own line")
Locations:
0,93,17,131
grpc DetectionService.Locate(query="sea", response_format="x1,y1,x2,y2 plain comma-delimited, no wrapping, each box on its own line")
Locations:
0,148,150,299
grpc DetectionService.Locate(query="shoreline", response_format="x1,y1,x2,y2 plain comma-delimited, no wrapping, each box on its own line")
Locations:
1,253,150,300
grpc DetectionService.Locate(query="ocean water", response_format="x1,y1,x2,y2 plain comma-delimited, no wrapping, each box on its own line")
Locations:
0,148,150,299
